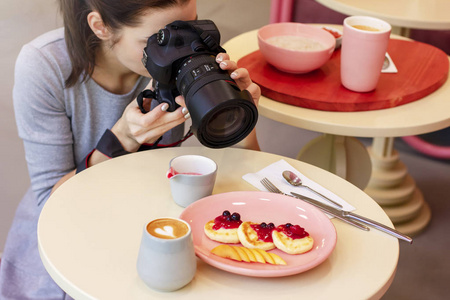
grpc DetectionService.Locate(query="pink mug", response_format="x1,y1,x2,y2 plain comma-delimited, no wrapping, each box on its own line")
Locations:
340,16,391,92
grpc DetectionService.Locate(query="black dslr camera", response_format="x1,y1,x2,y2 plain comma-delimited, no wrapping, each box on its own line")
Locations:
138,19,258,148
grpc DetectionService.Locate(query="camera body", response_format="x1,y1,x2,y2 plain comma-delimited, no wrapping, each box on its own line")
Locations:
142,20,223,90
139,19,258,148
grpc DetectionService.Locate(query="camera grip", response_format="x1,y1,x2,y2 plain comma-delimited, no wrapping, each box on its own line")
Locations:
158,88,181,112
137,89,180,114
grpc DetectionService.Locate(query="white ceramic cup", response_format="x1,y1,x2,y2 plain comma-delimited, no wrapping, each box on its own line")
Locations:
340,16,392,92
167,155,217,207
136,218,196,292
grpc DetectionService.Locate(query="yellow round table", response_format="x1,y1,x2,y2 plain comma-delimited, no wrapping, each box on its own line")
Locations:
315,0,450,35
38,147,398,300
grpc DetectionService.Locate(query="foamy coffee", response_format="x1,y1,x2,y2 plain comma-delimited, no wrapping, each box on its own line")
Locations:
352,25,379,32
147,218,189,239
137,217,196,291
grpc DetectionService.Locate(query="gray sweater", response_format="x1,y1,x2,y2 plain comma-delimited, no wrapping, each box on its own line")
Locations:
0,28,184,299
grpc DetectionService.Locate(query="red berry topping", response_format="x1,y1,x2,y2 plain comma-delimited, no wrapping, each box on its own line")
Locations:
276,223,309,239
213,211,242,230
250,222,275,243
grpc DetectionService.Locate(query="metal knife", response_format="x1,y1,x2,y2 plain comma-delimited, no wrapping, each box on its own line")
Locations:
291,192,413,244
286,193,370,231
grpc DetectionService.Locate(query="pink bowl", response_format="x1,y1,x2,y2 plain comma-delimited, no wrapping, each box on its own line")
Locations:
258,23,336,73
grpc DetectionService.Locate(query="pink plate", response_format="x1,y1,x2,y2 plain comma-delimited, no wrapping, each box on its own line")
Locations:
179,191,337,277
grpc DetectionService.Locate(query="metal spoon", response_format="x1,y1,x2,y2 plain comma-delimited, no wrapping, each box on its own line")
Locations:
282,170,344,208
382,55,390,70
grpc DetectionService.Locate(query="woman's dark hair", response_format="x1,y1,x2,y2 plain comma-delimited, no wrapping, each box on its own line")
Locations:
59,0,190,88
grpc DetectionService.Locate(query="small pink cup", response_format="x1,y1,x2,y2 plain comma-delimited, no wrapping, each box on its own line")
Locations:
340,16,391,92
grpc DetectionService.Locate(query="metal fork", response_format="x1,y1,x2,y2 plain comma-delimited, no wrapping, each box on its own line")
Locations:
261,177,288,195
260,177,370,231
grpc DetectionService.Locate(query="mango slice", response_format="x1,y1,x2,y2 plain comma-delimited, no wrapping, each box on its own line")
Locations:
211,245,286,265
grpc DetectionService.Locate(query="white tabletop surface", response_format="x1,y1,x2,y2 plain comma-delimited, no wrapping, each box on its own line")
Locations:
38,147,399,300
315,0,450,30
225,28,450,138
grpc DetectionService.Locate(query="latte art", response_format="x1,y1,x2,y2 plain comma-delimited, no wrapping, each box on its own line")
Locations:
147,218,189,239
137,217,195,292
155,226,175,238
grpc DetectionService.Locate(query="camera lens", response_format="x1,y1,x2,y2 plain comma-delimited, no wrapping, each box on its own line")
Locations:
184,81,257,148
175,55,258,148
206,106,244,137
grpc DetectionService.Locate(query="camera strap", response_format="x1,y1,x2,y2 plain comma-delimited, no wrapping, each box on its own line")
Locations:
136,89,193,149
171,20,226,54
198,31,225,54
136,89,156,114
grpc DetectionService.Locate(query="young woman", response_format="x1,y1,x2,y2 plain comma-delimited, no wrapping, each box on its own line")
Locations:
0,0,260,298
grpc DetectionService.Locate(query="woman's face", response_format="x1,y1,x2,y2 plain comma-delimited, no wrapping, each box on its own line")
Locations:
108,0,198,77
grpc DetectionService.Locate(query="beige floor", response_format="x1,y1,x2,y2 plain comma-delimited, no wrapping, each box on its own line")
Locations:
1,0,449,299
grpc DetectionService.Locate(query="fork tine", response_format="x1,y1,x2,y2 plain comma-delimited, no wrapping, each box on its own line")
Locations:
260,178,270,192
260,178,282,194
266,178,276,191
260,178,271,192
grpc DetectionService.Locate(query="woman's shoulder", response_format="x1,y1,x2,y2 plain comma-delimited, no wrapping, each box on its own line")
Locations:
28,27,66,50
14,28,70,111
16,27,71,77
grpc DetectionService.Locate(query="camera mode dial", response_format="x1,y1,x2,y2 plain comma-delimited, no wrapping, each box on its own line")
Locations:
157,29,169,46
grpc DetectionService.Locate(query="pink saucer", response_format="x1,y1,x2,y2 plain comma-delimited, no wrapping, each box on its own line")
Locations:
180,191,337,277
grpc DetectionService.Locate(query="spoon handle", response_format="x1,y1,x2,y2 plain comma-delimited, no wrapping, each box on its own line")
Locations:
304,185,344,208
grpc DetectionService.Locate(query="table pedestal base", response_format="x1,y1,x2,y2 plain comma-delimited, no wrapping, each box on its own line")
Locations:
298,135,431,236
297,134,372,191
364,138,431,236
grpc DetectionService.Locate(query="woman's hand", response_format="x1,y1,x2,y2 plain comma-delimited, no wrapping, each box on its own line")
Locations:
112,80,190,152
216,53,261,107
216,53,261,151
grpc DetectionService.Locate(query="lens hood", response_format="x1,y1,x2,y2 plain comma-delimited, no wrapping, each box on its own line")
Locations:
187,80,258,148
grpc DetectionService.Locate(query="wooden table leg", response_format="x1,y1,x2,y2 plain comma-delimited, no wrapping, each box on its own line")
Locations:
365,137,431,236
297,134,372,190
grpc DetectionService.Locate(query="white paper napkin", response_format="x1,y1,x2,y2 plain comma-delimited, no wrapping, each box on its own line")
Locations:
381,53,397,73
242,159,355,213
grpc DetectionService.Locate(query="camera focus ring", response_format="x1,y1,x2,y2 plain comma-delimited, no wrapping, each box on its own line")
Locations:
176,55,227,97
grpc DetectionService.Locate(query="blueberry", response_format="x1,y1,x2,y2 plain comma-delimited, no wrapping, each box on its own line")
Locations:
231,213,241,221
222,210,231,216
285,223,292,228
268,223,275,228
260,222,267,228
225,216,232,222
